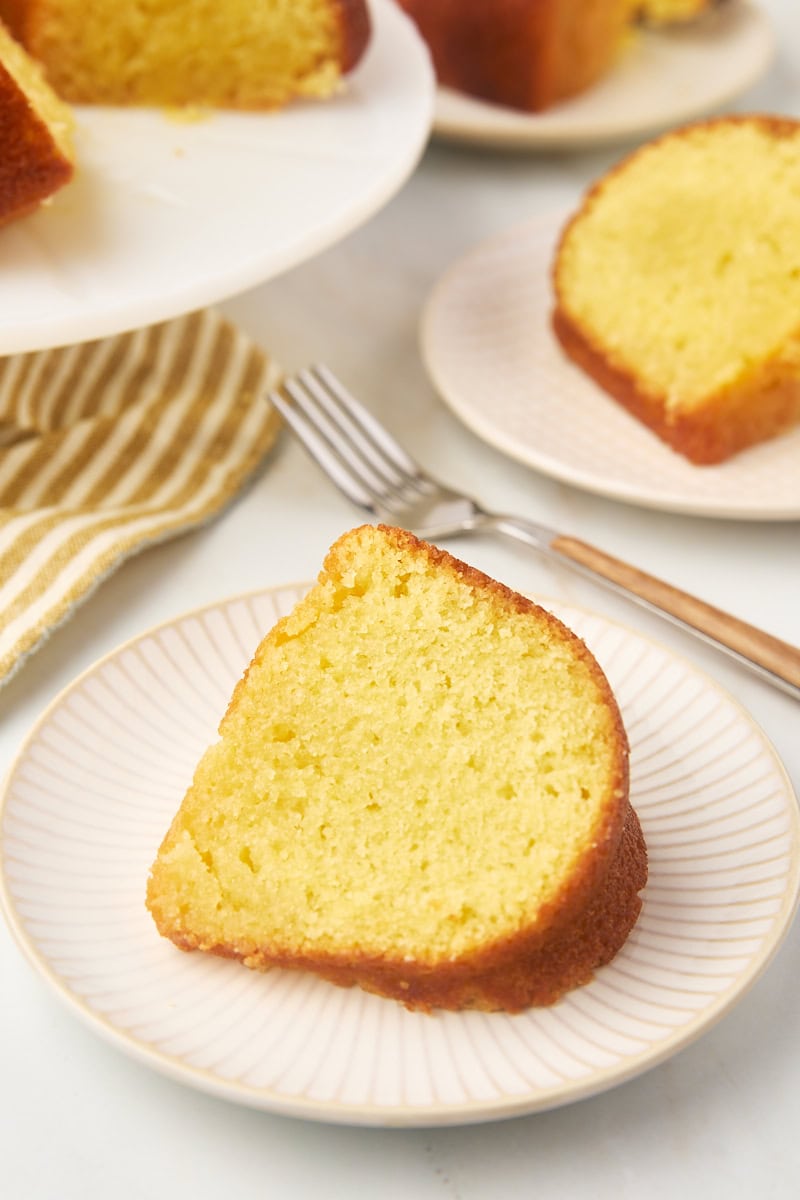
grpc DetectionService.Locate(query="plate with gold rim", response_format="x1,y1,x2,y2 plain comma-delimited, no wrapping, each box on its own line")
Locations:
1,584,798,1126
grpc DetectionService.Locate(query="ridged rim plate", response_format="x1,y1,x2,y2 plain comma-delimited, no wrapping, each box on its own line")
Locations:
421,212,800,520
0,0,433,355
2,585,798,1127
433,0,773,148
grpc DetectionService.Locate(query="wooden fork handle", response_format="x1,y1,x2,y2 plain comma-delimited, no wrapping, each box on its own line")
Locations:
550,535,800,697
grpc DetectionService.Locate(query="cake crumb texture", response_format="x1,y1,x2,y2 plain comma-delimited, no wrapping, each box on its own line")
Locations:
0,0,371,108
147,525,646,1012
553,116,800,464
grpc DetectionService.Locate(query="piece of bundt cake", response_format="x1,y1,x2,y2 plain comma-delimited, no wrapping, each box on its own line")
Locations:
0,16,73,226
396,0,634,113
0,0,371,108
552,115,800,465
147,525,647,1013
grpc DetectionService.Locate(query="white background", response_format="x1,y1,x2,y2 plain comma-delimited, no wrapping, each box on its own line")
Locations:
2,1,799,1195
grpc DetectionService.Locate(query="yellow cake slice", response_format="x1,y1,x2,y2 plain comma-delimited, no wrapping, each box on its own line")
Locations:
147,525,646,1013
0,0,371,108
0,17,73,226
552,115,800,464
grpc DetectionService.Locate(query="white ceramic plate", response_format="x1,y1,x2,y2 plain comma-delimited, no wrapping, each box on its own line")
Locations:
0,0,433,356
421,212,800,520
433,1,773,149
2,584,798,1127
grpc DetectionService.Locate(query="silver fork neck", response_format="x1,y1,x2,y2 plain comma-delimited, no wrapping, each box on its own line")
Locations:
473,512,554,550
414,511,553,549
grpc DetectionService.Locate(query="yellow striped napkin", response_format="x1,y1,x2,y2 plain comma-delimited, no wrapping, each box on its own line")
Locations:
0,309,282,687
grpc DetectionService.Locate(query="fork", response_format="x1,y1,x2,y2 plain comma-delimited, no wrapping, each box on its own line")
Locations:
269,365,800,702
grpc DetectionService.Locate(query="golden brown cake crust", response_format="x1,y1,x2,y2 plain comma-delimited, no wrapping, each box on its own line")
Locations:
169,802,646,1013
552,304,800,465
552,115,800,465
0,1,25,41
0,52,72,227
397,0,559,112
334,0,371,72
152,526,646,1013
397,0,630,113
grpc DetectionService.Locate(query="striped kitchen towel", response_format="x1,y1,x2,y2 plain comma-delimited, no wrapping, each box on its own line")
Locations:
0,308,282,687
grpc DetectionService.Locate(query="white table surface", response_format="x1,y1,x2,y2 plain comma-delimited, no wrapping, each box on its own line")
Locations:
2,2,799,1195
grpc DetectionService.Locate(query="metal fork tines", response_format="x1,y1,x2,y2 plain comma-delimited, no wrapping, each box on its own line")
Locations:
268,365,800,702
272,365,497,537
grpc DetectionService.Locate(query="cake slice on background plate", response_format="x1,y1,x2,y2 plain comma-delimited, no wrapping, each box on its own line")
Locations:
552,115,800,465
147,525,647,1013
395,0,635,113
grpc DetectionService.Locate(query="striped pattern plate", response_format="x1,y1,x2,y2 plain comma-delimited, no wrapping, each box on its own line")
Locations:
420,212,800,520
0,309,281,687
1,587,798,1127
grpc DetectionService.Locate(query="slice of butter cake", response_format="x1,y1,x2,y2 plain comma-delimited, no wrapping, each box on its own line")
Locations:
147,525,646,1012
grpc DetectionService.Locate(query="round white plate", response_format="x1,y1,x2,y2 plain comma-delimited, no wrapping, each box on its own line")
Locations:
2,584,798,1127
421,212,800,520
0,0,434,356
433,1,773,149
